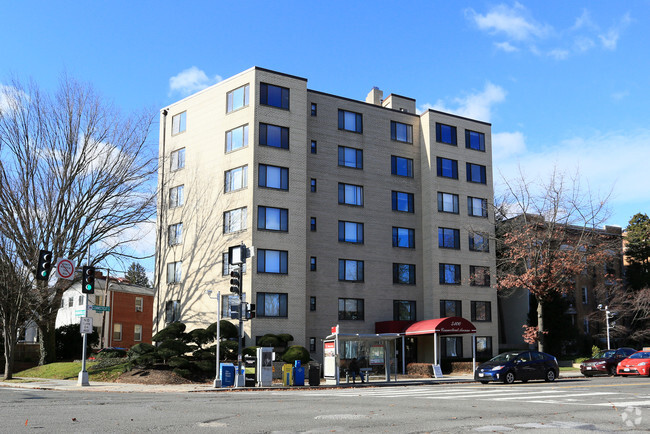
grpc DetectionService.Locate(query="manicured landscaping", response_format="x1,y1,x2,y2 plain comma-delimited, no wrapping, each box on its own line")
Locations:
13,360,128,382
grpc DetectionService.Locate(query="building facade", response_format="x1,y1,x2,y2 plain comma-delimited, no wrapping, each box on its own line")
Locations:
154,67,498,363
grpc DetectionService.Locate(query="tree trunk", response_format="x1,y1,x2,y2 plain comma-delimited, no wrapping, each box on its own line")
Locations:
3,320,16,380
537,301,545,353
38,319,57,365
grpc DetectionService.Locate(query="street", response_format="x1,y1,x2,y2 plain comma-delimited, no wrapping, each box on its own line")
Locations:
2,376,649,432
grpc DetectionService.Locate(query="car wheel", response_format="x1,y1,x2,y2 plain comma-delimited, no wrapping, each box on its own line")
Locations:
583,373,593,377
609,366,617,376
503,371,516,384
521,379,528,383
479,381,489,384
544,369,556,382
620,374,628,377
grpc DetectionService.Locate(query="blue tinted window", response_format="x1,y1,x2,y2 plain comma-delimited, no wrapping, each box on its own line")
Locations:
466,163,486,184
338,259,364,282
260,83,289,109
392,191,414,213
259,164,289,190
391,156,414,177
258,206,288,232
338,183,363,206
436,123,457,145
392,227,415,248
259,123,289,149
466,130,485,151
257,249,288,274
437,157,458,179
338,109,363,133
393,263,416,285
438,228,460,249
338,146,363,169
338,221,364,243
439,263,461,284
391,121,413,143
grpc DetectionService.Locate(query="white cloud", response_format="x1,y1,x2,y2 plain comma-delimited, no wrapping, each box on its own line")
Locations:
611,90,629,101
572,9,596,31
0,84,29,114
466,3,552,41
493,131,526,161
429,82,506,123
573,36,596,52
169,67,222,97
547,49,569,60
598,13,632,50
494,41,519,52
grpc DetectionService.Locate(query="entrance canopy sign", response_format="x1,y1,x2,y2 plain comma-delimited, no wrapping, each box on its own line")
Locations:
404,316,476,336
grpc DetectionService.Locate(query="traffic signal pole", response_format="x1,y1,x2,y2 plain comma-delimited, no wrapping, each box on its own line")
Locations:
235,264,244,387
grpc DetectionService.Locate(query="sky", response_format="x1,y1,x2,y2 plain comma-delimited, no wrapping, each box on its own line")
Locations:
2,1,649,278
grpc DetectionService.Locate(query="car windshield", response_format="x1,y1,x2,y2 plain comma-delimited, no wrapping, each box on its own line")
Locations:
488,352,521,362
629,352,650,359
595,350,615,358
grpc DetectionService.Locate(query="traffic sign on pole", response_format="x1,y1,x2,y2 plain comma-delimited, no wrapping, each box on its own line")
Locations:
56,258,76,280
80,317,93,334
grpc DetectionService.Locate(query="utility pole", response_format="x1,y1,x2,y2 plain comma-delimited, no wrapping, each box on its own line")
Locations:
229,243,251,388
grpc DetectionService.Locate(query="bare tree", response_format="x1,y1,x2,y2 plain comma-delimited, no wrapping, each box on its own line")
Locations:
496,167,614,352
0,75,156,364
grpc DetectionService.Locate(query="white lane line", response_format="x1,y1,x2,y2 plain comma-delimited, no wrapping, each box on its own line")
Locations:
492,392,618,401
592,400,650,407
423,390,562,399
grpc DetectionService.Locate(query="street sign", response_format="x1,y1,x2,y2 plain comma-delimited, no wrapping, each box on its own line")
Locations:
92,305,110,312
80,317,93,334
75,309,87,317
56,258,76,280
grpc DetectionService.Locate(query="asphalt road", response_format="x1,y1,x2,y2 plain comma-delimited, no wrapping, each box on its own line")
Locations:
2,376,650,432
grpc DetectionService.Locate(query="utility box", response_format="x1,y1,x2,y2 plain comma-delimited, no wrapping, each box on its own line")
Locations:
256,347,273,387
293,360,305,386
244,356,256,387
282,364,293,386
220,363,235,387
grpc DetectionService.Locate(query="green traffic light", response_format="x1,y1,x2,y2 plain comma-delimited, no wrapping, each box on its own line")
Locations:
86,284,92,290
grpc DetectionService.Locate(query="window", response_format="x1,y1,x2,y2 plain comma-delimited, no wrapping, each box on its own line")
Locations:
338,221,364,244
471,301,492,322
310,103,317,116
310,178,317,192
256,292,288,317
339,259,364,282
222,295,244,318
392,191,414,213
393,227,415,248
225,165,248,193
113,323,122,341
170,148,185,171
393,300,416,321
226,124,249,153
95,295,103,306
441,337,462,357
468,197,488,217
310,257,317,271
310,217,317,232
169,185,184,208
469,233,489,252
167,261,182,284
338,183,363,206
476,336,493,358
168,223,182,246
391,121,413,143
223,207,247,233
165,300,181,323
466,130,485,151
257,249,288,274
78,295,84,305
310,296,316,311
438,227,460,249
309,337,316,352
135,297,143,312
338,298,364,320
260,83,289,109
440,300,462,317
581,287,588,304
391,156,414,177
466,163,487,184
68,297,73,307
338,109,363,133
227,84,249,113
311,140,317,154
171,112,186,135
259,123,289,149
436,123,457,145
258,206,288,232
470,266,491,287
437,157,458,179
439,263,461,285
584,318,590,333
259,164,289,190
393,263,416,285
338,146,363,169
222,253,246,276
437,192,459,214
134,324,143,342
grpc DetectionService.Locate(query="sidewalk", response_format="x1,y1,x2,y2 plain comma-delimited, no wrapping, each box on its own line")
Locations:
0,371,583,394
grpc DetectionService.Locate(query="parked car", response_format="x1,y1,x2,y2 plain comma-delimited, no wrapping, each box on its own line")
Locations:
579,347,636,377
616,350,650,376
475,350,559,384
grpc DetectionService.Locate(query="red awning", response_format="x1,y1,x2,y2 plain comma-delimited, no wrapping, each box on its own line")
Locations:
375,320,415,334
404,317,476,336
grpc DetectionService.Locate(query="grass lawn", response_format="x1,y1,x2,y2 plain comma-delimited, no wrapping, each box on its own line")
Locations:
560,366,580,372
12,361,128,382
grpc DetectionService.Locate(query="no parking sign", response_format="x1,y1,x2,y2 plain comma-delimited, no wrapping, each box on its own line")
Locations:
56,258,76,280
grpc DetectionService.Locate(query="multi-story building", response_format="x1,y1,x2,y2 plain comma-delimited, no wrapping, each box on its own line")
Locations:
154,67,497,364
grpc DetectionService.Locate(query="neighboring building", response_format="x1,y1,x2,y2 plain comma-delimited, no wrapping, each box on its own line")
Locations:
499,220,623,352
56,273,154,349
154,67,497,364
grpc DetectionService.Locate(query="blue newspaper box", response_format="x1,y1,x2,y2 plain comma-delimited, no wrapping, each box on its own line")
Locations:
293,360,305,386
220,363,235,387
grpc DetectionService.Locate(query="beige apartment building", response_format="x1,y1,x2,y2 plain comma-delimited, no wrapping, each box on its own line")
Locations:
154,67,498,364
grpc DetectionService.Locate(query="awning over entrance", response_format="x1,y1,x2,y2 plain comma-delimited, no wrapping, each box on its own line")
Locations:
404,316,476,336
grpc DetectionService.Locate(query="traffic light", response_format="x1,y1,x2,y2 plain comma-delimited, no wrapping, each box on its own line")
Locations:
230,270,241,294
248,303,256,319
36,250,53,281
82,266,95,294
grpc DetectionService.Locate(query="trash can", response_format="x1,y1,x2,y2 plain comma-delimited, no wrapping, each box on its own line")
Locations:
282,364,293,386
220,363,235,387
308,363,320,386
293,360,305,386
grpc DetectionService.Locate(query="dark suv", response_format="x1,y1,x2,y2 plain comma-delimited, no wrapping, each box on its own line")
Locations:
475,350,560,384
580,347,636,376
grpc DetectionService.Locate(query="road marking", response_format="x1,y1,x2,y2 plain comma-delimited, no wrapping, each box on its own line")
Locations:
423,390,562,399
492,391,618,400
592,400,650,407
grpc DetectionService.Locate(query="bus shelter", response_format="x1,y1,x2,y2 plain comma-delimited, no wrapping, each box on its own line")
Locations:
323,331,401,386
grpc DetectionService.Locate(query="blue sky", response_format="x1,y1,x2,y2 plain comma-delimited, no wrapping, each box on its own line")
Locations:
3,1,649,276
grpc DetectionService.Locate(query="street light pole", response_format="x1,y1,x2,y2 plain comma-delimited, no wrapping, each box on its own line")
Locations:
598,304,612,350
205,289,221,388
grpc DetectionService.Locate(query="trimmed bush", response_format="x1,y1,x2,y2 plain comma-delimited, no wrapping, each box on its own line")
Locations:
128,343,156,359
172,368,191,378
206,320,238,341
281,345,309,365
243,346,258,357
192,359,215,372
168,356,191,369
152,322,187,343
97,348,127,359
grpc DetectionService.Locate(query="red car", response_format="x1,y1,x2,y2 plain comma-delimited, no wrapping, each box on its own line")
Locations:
617,350,650,376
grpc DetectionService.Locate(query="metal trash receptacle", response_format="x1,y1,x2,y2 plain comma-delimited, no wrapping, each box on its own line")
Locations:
308,363,320,386
282,364,293,386
220,363,235,387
